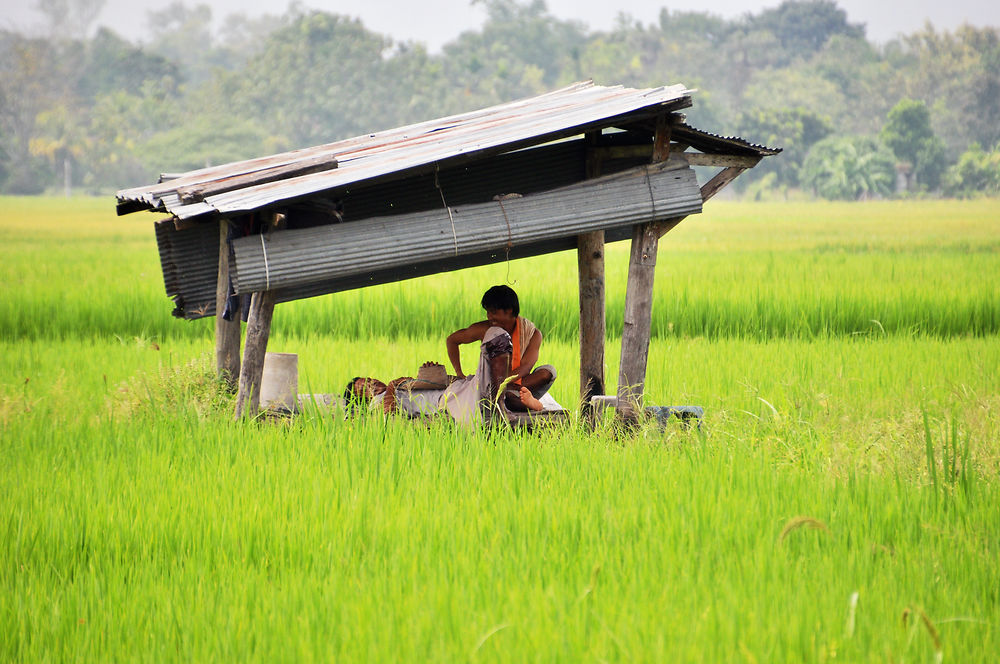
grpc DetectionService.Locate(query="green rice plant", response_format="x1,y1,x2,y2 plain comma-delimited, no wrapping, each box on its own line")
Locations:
2,196,999,343
923,411,975,503
2,196,999,661
778,515,830,543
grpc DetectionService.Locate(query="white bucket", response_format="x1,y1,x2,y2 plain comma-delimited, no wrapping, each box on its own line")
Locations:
260,352,298,411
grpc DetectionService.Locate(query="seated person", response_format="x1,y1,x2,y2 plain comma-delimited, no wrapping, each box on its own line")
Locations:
442,285,556,421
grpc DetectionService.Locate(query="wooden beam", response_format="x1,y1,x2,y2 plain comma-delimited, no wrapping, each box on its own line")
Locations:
590,142,690,161
215,218,241,388
592,145,650,160
700,166,747,202
172,217,199,231
176,154,338,204
652,115,671,162
682,153,761,168
586,149,758,169
579,131,606,427
234,289,275,419
617,117,670,425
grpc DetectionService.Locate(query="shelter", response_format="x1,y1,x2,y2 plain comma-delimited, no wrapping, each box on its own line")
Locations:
116,81,779,421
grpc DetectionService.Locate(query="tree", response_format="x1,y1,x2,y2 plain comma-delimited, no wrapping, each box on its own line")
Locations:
889,25,1000,154
749,0,864,63
742,67,847,123
942,144,1000,197
216,11,291,69
445,0,586,105
879,98,946,191
140,115,278,173
29,105,89,195
145,3,217,84
957,29,1000,151
0,32,59,193
801,135,896,200
230,11,395,146
76,28,180,100
84,81,183,189
36,0,105,40
658,8,733,46
736,107,832,190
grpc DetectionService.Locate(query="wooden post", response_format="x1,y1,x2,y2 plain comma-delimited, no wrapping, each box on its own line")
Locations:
215,218,241,388
578,131,606,426
616,221,661,423
234,212,284,419
234,290,275,419
578,232,605,415
617,117,671,424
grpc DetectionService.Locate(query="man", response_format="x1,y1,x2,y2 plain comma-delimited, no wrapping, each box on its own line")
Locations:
444,285,556,416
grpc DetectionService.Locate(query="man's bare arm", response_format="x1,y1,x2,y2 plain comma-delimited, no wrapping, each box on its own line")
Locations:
446,321,489,378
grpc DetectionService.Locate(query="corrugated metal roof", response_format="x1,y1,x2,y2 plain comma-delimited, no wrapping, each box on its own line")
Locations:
151,138,666,319
230,160,701,295
128,80,782,319
116,80,697,220
671,123,782,156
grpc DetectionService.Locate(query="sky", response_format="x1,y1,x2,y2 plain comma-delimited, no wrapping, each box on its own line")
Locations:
4,0,998,49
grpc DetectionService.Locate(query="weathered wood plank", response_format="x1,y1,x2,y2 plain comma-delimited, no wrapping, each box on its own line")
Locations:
176,154,338,204
590,142,690,161
656,215,689,240
617,221,661,423
652,116,671,162
578,230,605,418
683,153,761,168
215,218,241,388
700,166,747,202
234,290,275,419
617,118,670,424
579,131,606,427
234,213,285,419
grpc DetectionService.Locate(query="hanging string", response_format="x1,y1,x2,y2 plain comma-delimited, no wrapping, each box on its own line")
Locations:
435,164,460,256
493,193,520,286
260,233,271,292
644,164,657,221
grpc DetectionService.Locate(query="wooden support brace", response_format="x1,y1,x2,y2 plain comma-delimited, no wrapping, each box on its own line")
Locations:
215,218,241,388
701,166,747,202
657,215,688,240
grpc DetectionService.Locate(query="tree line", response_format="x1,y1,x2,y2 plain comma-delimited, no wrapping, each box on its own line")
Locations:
2,0,998,199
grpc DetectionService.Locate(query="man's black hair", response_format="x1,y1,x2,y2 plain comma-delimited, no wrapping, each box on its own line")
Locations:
481,285,519,316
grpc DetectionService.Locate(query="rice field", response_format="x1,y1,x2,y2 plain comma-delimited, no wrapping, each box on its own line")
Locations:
1,196,998,662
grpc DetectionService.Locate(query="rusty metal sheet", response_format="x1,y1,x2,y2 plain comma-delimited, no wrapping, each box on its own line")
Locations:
117,81,697,220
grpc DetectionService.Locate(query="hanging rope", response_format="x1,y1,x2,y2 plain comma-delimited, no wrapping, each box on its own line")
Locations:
493,193,521,286
643,165,658,222
260,233,271,292
435,164,460,256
